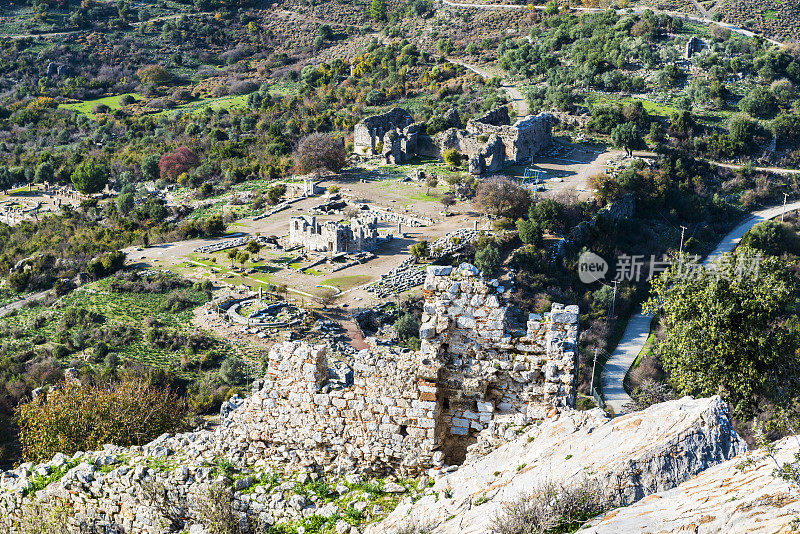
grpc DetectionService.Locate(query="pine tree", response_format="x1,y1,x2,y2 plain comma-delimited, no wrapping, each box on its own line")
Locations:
370,0,387,22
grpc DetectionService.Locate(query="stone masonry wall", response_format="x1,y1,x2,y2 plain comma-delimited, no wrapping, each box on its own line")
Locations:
221,263,579,471
418,264,578,456
219,342,438,476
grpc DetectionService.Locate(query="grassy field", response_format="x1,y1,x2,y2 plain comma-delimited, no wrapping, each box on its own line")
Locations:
0,277,225,373
59,93,144,115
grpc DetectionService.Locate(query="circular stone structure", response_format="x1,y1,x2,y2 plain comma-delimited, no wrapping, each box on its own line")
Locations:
226,299,307,328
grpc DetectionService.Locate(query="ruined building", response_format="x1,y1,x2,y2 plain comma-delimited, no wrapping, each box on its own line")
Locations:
352,106,554,175
221,263,579,474
288,215,378,253
352,108,421,164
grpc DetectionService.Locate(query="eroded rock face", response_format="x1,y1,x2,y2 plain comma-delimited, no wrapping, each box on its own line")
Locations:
369,396,745,534
583,435,800,534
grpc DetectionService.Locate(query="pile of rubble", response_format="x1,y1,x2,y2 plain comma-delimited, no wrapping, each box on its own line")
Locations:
366,228,481,297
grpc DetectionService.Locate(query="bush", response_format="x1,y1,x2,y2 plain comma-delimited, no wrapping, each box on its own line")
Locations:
17,378,187,463
219,356,247,386
159,147,200,181
623,378,675,412
492,479,609,534
394,312,420,340
294,133,347,175
741,220,800,256
474,244,501,276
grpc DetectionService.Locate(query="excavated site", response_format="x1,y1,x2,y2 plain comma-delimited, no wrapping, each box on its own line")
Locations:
0,265,795,533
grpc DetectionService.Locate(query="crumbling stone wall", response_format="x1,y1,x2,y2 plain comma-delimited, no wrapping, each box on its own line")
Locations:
354,106,553,175
224,263,579,471
418,264,578,461
288,215,378,253
353,108,420,164
220,342,438,475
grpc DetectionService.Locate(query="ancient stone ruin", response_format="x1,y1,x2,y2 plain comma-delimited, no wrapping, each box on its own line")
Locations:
352,106,554,175
221,263,579,473
353,107,421,164
438,106,554,175
288,215,378,253
686,36,706,59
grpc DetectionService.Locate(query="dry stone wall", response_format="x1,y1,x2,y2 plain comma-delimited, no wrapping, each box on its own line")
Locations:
224,263,579,472
419,264,578,458
219,342,439,476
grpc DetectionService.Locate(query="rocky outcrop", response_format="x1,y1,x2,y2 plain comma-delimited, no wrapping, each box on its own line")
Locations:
369,396,745,534
583,435,800,533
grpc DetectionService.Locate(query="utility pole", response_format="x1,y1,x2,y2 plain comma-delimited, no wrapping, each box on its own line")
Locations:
609,280,618,320
679,225,688,255
590,347,598,395
782,193,789,223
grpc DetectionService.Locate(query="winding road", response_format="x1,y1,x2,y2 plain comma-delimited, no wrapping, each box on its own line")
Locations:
601,200,800,414
440,0,784,46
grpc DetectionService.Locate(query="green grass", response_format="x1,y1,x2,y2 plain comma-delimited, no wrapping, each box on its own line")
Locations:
59,93,144,116
0,277,212,372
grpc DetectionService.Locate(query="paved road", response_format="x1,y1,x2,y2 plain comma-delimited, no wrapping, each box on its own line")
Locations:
601,200,800,414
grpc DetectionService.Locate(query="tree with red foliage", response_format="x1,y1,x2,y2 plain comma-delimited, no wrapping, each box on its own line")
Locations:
158,147,200,181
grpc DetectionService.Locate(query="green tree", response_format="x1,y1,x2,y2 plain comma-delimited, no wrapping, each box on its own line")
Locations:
741,220,800,256
529,199,563,233
442,148,462,169
516,218,543,247
611,122,642,156
70,160,108,195
141,154,160,182
474,243,501,275
643,249,800,418
220,357,247,385
410,240,429,260
370,0,387,21
34,161,54,183
739,86,777,118
393,312,419,340
245,240,262,256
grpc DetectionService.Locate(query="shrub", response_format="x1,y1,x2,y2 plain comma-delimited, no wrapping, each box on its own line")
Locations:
475,244,501,276
17,378,188,463
492,479,609,534
136,65,173,85
394,312,420,340
623,378,675,412
219,357,247,386
159,147,200,181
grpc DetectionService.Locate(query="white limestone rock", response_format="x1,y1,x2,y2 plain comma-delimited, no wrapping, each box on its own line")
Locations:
583,435,800,533
367,396,745,534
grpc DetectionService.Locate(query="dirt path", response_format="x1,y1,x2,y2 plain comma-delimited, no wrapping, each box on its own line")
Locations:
448,58,529,116
0,290,48,317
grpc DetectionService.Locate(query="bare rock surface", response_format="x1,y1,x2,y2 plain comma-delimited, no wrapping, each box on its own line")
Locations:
583,435,800,534
369,396,744,534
